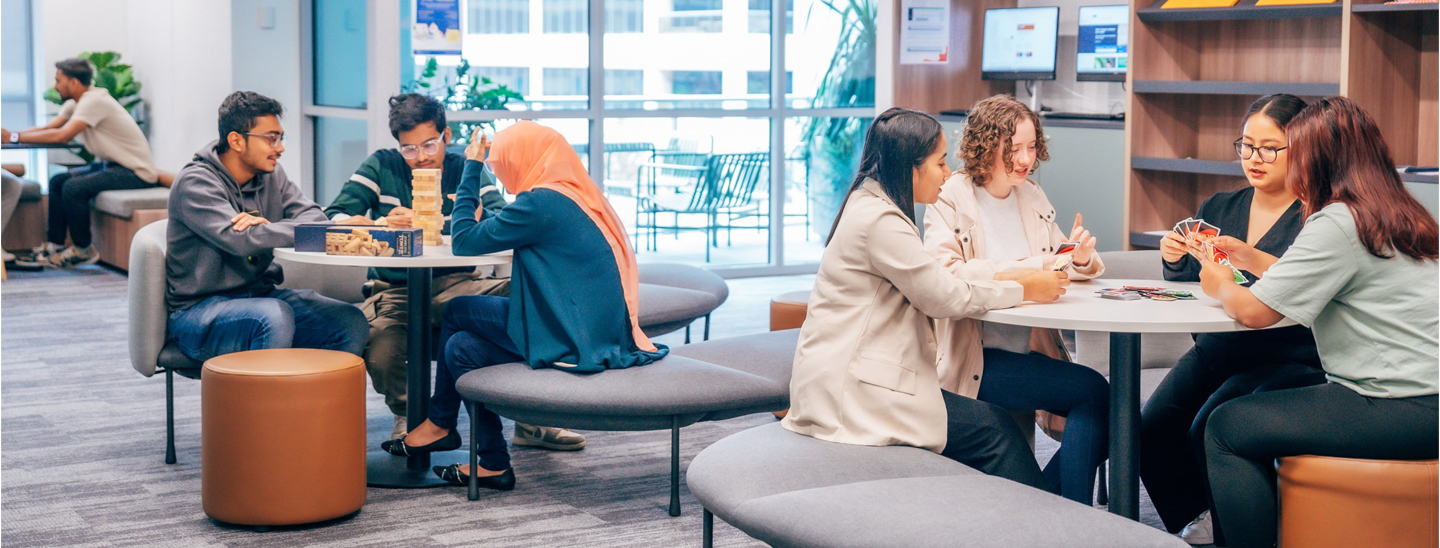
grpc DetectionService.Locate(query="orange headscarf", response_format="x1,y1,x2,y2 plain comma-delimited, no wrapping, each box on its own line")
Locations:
488,121,658,353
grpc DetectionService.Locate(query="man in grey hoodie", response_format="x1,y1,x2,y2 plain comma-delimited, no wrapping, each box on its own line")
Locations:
165,91,367,363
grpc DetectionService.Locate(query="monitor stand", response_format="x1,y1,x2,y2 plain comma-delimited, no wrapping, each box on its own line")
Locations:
1028,80,1042,113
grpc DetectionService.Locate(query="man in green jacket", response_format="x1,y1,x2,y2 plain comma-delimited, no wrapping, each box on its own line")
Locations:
326,94,584,450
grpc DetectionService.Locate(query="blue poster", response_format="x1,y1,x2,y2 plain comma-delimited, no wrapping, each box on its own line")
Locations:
413,0,462,55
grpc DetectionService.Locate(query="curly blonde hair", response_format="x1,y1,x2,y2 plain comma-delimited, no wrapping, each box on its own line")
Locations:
958,95,1049,186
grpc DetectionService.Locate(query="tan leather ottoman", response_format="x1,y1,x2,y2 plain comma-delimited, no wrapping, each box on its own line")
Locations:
769,290,811,332
1277,455,1438,548
202,349,367,526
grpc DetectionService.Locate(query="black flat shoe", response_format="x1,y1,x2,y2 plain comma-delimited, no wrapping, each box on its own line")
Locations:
380,429,461,456
434,464,516,491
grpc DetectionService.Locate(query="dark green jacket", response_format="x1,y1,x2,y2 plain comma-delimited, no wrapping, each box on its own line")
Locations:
323,149,507,284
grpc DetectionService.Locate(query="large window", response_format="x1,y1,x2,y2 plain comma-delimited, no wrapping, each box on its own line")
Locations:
383,0,874,272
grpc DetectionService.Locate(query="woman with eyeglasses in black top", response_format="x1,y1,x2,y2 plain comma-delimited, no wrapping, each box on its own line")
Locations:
1139,94,1326,546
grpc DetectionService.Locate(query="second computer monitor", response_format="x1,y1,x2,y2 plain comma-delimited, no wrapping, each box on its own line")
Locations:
981,6,1060,81
1076,4,1128,82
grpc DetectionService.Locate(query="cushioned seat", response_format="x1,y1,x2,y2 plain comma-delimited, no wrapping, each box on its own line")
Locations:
1277,455,1439,548
18,179,40,202
637,262,729,341
454,331,792,515
201,348,367,527
94,186,170,219
689,423,1189,548
769,289,810,331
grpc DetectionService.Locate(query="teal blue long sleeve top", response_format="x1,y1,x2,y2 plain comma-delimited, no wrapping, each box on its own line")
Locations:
451,159,668,371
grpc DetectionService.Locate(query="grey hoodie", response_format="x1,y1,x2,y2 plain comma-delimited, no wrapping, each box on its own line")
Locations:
165,140,328,311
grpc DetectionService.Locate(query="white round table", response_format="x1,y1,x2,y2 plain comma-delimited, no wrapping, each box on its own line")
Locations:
274,243,512,489
977,278,1296,520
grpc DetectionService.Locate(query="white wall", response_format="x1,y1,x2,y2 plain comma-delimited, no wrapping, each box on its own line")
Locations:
41,0,233,173
1013,0,1126,115
232,0,304,183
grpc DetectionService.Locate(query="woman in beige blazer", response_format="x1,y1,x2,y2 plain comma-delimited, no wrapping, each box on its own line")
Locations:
922,95,1110,504
782,107,1070,491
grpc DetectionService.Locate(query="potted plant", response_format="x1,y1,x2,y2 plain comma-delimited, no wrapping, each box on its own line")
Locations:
407,57,525,145
800,0,875,239
43,51,144,163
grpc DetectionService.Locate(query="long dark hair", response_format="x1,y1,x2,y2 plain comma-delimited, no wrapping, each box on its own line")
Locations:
826,107,943,244
1285,96,1438,261
1242,94,1307,132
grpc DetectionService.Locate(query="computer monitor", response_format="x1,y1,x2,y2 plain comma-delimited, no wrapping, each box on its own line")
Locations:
1076,5,1128,82
981,6,1060,81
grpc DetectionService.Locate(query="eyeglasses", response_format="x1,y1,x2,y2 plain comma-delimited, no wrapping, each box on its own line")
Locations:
1233,140,1287,164
399,138,443,159
241,132,285,147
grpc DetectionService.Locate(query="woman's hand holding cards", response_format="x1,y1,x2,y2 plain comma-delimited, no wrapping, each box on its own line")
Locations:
1068,213,1098,266
1208,236,1278,276
1198,259,1234,298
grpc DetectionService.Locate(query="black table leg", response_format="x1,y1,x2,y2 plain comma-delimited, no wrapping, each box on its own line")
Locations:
1108,332,1141,519
367,267,467,488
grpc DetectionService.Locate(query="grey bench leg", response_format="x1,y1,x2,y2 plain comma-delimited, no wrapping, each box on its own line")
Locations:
165,369,176,465
670,415,681,517
703,508,714,548
468,400,480,501
703,314,711,341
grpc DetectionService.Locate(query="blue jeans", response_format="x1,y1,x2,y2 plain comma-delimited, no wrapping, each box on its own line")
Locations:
976,348,1110,504
428,295,522,472
168,288,368,363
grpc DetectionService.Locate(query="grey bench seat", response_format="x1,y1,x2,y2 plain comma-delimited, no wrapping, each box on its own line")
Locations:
94,186,170,218
689,423,1189,548
453,330,792,516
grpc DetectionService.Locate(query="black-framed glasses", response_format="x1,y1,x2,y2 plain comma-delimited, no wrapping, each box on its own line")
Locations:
1234,140,1286,164
241,132,285,147
399,138,443,159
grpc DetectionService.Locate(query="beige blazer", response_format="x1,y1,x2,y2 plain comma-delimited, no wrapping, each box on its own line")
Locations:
922,173,1105,398
781,179,1024,453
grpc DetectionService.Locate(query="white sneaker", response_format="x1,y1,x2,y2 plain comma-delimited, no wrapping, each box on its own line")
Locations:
14,243,60,268
391,415,408,440
1180,510,1214,545
512,423,586,451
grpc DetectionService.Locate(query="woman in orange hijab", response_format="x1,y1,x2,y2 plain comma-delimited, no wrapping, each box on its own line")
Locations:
381,122,669,490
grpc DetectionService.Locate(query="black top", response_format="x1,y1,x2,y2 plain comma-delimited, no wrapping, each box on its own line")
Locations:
1164,186,1319,356
1163,186,1305,286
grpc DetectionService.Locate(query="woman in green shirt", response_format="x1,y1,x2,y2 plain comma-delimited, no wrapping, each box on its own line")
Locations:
1197,96,1438,548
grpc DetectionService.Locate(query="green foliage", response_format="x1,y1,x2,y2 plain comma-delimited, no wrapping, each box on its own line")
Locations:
405,57,526,144
800,0,876,236
42,51,144,163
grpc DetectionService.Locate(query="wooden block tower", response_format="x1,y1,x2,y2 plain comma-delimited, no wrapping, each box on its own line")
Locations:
411,168,444,247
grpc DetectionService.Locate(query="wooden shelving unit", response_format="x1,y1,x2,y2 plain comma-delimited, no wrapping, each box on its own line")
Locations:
1122,0,1438,249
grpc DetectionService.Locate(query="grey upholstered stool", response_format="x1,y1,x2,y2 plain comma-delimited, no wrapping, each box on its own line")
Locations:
688,423,1189,548
637,262,729,342
454,331,795,516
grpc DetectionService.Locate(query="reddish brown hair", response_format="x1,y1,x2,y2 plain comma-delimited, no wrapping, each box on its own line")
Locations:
1285,96,1438,261
959,95,1049,186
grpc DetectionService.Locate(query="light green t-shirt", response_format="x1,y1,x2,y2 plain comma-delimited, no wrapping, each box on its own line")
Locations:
1250,203,1439,398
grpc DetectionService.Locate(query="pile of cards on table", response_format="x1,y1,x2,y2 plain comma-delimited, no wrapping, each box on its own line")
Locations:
1096,286,1197,301
1173,217,1247,284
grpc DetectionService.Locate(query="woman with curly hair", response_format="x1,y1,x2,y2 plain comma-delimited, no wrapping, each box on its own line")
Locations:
922,94,1110,505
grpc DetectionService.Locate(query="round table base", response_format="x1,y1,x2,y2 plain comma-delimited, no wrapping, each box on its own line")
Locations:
366,450,470,488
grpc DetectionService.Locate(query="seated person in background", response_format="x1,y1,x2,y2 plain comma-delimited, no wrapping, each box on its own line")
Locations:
783,108,1070,493
166,91,367,363
325,94,582,448
1199,96,1438,548
2,164,30,263
381,123,668,490
1143,94,1324,546
2,58,162,269
923,94,1109,505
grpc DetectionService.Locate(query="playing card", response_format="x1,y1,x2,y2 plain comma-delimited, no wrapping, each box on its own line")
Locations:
1056,241,1079,255
1051,254,1074,271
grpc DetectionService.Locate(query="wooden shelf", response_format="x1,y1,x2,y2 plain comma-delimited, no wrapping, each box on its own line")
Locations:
1132,80,1341,96
1352,3,1438,13
1138,0,1341,21
1133,157,1245,176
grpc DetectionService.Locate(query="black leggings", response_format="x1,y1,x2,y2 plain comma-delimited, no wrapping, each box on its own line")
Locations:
939,389,1051,494
1205,383,1438,548
47,162,152,248
1139,328,1321,536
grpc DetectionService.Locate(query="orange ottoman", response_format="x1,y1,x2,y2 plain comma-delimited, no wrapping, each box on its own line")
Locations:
202,349,367,527
1277,455,1438,548
769,290,811,331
